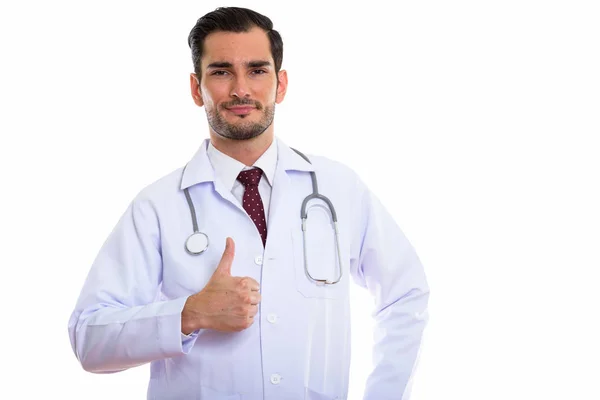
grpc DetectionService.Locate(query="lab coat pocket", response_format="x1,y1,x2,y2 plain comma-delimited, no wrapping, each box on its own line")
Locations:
149,380,241,399
292,203,347,299
197,385,241,400
305,387,343,400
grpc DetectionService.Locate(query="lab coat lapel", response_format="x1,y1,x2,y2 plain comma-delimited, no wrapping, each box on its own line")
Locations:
266,161,293,252
213,178,247,215
265,138,315,254
181,138,248,215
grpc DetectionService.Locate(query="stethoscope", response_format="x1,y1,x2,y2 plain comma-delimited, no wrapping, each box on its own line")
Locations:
182,148,343,285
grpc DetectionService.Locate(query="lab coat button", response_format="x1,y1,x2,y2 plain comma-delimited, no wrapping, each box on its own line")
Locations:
270,374,281,384
255,256,263,265
267,313,278,323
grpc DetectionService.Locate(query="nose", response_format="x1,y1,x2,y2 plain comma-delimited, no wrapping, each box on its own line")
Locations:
230,75,251,98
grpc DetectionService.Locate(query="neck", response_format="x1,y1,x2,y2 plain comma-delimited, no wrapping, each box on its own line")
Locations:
209,127,275,167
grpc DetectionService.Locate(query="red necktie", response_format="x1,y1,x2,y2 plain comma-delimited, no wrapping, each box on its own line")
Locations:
237,168,267,246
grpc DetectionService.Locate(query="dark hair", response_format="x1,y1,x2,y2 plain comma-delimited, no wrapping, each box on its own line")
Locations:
188,7,283,79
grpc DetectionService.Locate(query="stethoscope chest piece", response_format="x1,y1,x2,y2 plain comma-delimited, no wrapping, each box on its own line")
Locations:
185,231,209,255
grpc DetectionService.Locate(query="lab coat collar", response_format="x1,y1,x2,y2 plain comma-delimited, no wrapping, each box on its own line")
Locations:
180,136,314,190
276,137,316,173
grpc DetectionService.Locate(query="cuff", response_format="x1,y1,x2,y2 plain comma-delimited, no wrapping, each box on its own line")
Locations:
156,296,200,356
181,330,200,352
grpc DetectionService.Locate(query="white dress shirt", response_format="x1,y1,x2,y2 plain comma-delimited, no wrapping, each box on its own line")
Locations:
206,137,278,224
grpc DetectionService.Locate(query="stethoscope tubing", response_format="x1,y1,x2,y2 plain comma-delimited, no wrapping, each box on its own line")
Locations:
182,147,343,285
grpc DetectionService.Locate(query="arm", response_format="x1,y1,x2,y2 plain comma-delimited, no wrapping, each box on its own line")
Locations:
67,194,199,373
349,177,430,400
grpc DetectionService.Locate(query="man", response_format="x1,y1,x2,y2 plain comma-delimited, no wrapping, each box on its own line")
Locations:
68,7,429,400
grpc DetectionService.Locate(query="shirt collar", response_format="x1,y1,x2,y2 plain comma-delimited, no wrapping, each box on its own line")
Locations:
207,137,277,190
180,136,315,190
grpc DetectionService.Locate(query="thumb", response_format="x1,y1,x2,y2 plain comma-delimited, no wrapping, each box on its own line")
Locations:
215,237,235,276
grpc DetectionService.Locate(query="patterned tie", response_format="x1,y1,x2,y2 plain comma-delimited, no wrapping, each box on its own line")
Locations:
237,168,267,246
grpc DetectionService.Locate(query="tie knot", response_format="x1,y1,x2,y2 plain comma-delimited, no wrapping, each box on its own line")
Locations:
237,168,263,187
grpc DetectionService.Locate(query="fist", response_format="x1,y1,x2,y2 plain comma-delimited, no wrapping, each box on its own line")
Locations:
181,237,262,333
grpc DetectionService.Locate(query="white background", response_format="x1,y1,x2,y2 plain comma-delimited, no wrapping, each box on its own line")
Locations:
1,0,599,399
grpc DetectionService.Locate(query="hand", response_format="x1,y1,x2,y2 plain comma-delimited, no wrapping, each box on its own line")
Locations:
181,237,262,334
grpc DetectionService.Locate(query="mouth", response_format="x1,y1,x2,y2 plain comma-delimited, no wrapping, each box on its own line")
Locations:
226,106,256,115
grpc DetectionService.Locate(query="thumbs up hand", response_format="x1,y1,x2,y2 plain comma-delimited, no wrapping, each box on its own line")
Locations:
181,237,262,334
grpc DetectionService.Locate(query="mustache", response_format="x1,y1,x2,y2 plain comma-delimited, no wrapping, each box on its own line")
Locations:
222,99,262,110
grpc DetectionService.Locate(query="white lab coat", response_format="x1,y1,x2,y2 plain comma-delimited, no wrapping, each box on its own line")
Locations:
68,137,429,400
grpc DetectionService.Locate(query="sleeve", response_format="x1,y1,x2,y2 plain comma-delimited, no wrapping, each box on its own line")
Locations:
181,330,200,344
349,176,430,400
67,194,200,373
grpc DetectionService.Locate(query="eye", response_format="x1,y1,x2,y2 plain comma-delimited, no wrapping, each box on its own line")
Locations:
211,70,229,76
252,69,267,75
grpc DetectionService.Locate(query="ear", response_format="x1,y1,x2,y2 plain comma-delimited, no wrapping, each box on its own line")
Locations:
190,73,204,107
275,70,288,104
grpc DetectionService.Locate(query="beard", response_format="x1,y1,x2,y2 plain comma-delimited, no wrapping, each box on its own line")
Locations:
206,99,275,141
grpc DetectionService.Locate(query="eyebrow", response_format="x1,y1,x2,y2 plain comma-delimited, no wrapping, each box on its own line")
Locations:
206,60,272,69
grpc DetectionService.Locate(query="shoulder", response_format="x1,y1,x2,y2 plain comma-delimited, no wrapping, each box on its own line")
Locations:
130,166,186,209
293,148,358,178
293,149,364,191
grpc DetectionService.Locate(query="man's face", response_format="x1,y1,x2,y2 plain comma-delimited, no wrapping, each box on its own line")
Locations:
191,27,288,141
